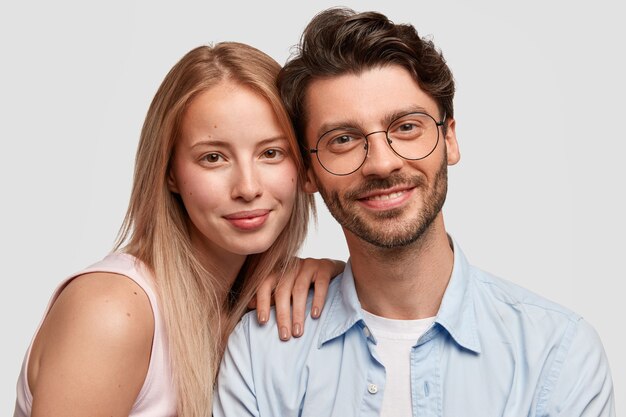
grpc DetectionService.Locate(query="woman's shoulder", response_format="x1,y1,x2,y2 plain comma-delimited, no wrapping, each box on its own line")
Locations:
57,270,155,331
31,269,155,367
46,252,157,340
25,268,155,415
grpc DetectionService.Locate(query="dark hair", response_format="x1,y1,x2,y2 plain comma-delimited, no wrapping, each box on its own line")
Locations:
278,7,455,163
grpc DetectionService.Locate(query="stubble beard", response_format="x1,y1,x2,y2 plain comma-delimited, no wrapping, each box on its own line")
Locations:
316,156,449,249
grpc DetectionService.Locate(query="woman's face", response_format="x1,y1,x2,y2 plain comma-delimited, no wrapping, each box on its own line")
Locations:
168,81,298,258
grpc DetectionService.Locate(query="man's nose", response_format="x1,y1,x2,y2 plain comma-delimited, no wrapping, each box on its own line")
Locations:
359,131,403,177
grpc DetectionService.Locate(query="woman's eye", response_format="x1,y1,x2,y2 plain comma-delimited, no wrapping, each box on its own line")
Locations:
262,149,283,159
202,153,223,163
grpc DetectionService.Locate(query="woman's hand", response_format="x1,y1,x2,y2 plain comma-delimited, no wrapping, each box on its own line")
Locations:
249,257,345,341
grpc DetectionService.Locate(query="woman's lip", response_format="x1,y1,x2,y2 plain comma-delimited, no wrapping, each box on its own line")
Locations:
224,209,270,220
224,210,270,231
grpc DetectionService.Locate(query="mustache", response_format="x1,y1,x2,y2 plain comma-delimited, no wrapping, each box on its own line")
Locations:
344,174,425,200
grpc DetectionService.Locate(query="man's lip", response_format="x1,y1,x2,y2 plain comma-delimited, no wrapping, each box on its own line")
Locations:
224,209,270,220
356,185,416,201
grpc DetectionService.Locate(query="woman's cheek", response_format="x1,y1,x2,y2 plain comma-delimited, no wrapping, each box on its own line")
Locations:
273,162,298,202
180,169,227,212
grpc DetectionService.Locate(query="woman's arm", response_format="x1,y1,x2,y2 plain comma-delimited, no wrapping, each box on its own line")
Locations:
251,258,345,341
28,272,154,417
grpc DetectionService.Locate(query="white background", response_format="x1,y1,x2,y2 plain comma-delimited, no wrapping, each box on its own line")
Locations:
1,0,624,413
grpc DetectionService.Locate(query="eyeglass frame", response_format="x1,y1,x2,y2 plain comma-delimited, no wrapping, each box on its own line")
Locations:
308,111,446,176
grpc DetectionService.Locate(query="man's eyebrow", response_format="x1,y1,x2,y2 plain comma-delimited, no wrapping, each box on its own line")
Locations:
315,105,436,138
316,119,362,138
381,106,432,125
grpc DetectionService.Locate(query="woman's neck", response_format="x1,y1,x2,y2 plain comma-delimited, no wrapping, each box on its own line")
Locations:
188,228,247,301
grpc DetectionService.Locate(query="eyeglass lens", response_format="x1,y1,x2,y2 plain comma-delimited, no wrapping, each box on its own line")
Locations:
315,112,440,175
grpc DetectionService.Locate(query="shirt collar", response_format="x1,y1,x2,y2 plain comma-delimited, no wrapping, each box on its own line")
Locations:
317,261,370,348
435,238,481,353
318,237,481,354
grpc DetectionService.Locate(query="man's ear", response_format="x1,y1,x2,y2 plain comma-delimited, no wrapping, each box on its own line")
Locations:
167,168,179,194
303,166,319,194
444,118,460,166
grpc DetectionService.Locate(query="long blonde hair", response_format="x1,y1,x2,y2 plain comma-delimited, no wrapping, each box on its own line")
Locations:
115,43,312,417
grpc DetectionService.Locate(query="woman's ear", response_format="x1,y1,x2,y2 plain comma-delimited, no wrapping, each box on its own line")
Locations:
167,169,179,194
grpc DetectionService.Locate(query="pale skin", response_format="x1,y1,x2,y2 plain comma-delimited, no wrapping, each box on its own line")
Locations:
26,81,342,416
28,273,153,417
303,65,460,320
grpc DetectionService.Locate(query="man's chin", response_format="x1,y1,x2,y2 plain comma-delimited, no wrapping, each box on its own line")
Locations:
345,220,425,249
364,207,406,220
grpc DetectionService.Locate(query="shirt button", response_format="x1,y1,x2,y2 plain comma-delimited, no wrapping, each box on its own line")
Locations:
363,327,371,338
368,383,378,394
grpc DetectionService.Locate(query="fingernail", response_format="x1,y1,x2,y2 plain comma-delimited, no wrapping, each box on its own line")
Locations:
312,307,320,318
258,313,267,324
293,323,302,337
280,326,289,341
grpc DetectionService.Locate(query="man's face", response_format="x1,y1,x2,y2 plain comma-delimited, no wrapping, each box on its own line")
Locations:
303,65,460,248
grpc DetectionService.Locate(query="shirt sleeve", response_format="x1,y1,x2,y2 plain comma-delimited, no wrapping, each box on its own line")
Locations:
540,318,615,417
213,315,260,417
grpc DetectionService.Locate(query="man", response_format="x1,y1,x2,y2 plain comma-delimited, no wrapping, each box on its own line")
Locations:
214,7,615,417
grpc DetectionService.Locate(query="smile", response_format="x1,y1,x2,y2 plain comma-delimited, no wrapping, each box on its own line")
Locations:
364,190,406,201
357,186,415,210
224,209,270,231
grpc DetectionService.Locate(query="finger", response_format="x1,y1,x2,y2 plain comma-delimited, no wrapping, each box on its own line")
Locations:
291,267,313,338
274,281,293,341
255,275,275,325
247,294,257,309
311,273,331,319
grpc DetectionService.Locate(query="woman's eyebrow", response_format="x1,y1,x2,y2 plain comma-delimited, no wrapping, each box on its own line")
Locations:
190,136,288,150
255,136,289,146
190,139,231,149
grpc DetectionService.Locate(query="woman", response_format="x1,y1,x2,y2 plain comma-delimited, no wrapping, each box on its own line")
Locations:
14,42,342,417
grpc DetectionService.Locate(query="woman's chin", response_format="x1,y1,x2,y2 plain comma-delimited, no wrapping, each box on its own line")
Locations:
228,240,274,257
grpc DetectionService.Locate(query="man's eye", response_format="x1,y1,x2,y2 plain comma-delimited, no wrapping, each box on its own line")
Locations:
330,135,356,145
399,123,416,132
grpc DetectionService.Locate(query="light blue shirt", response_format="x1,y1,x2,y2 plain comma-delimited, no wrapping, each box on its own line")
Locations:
214,241,615,416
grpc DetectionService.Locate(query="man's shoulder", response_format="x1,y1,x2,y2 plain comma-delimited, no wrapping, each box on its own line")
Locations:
466,266,610,381
469,265,580,323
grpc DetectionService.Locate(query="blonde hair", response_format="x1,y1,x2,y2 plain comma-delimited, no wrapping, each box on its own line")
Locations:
115,43,313,417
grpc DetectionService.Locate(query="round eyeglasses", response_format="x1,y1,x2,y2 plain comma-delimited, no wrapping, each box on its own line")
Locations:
310,112,445,176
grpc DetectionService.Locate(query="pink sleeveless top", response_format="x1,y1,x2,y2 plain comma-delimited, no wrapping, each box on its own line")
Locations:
14,253,177,417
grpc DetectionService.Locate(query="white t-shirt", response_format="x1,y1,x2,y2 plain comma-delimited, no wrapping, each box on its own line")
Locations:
362,309,435,417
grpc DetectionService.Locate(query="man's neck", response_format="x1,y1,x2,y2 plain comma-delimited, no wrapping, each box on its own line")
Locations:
345,215,454,320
